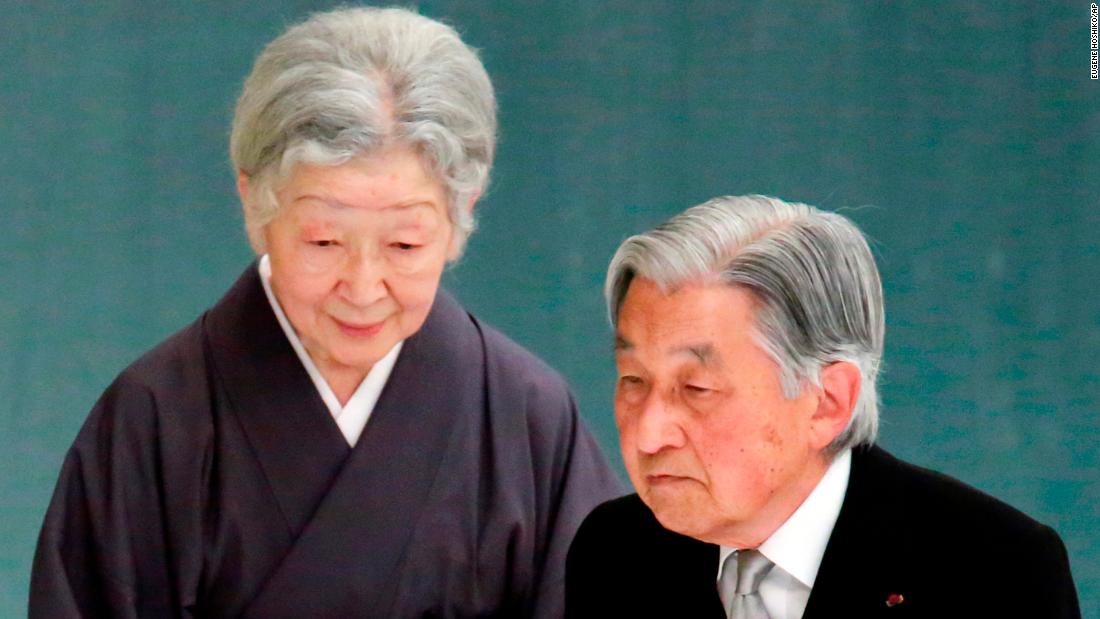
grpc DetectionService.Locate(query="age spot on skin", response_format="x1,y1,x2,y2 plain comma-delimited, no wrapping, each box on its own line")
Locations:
764,424,782,447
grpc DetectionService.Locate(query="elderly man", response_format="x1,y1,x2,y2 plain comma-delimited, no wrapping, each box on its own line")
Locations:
566,195,1079,617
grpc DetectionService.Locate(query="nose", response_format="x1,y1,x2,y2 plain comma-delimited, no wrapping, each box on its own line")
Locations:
634,392,686,454
338,247,389,307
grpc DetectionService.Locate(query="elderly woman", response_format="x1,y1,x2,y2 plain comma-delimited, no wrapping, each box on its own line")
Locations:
30,7,620,618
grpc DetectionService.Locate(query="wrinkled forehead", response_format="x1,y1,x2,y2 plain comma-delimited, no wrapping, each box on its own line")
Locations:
615,277,764,354
618,275,762,322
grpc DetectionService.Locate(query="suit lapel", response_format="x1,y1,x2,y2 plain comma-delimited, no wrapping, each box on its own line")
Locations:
205,264,351,540
631,496,726,617
802,446,919,618
675,537,726,618
242,290,484,618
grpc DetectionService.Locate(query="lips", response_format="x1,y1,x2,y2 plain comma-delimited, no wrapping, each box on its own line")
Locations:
332,316,387,337
646,473,694,485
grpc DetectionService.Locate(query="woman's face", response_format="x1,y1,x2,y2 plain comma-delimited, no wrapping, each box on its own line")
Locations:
260,146,454,382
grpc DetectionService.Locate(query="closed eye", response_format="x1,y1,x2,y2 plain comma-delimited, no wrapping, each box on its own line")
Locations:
310,240,337,247
391,242,419,251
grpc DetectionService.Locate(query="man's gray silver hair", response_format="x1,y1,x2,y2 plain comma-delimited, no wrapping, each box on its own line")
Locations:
230,6,496,255
606,195,885,454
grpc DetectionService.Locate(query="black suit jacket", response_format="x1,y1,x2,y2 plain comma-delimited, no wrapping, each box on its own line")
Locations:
566,446,1080,618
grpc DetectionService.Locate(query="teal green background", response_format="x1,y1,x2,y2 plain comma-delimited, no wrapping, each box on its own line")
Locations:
3,1,1097,615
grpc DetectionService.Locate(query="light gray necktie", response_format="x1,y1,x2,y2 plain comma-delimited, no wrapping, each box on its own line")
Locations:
719,549,774,619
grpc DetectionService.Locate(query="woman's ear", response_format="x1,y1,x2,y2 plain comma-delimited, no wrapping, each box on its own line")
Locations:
446,192,481,260
809,361,862,451
236,172,250,204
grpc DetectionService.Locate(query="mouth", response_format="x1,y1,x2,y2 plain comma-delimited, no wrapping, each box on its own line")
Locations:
332,316,387,338
645,473,694,486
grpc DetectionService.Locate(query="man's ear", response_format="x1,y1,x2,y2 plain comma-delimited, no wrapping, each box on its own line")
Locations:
464,191,480,214
809,361,861,450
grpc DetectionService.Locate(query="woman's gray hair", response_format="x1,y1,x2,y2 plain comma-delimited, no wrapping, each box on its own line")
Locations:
606,195,885,454
230,6,497,255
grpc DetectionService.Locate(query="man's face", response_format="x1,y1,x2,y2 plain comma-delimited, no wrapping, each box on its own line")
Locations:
614,277,830,547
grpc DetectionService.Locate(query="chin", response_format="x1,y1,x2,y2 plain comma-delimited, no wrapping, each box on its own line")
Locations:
651,507,714,540
333,349,387,371
642,489,711,538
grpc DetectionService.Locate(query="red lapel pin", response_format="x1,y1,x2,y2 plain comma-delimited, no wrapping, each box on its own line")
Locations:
885,593,905,608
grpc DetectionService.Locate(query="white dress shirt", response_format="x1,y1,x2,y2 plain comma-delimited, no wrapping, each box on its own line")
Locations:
259,255,401,447
717,449,851,619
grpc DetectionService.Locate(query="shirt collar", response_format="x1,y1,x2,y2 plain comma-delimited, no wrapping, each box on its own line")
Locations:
719,448,851,588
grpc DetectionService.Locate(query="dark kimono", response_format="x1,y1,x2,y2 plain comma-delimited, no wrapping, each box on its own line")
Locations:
31,265,623,618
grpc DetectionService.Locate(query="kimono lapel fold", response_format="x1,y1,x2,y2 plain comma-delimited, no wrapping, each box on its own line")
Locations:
204,263,352,540
242,289,484,618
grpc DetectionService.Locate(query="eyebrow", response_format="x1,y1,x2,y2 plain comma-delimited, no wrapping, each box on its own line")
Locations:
295,195,438,211
674,343,717,366
613,336,718,366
